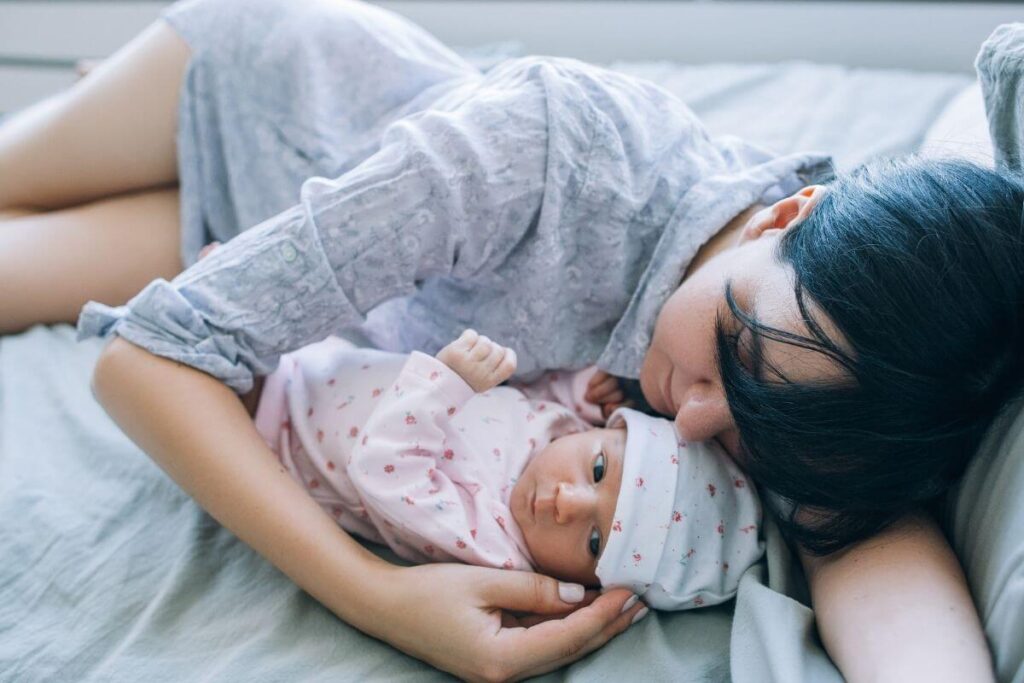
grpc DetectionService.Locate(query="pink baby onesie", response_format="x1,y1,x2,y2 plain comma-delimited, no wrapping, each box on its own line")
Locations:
253,336,602,570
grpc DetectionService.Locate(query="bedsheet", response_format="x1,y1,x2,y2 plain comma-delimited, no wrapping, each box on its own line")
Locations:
0,56,973,682
0,326,830,681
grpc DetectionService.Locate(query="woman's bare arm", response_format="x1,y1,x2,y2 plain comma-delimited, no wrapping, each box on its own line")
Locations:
90,336,643,682
800,511,994,683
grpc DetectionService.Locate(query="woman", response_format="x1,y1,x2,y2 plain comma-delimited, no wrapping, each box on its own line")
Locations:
0,0,1002,680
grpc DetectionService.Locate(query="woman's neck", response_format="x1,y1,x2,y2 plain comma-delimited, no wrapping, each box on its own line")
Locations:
682,202,764,281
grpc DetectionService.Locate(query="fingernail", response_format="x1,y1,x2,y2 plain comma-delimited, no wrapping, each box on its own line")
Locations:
619,594,639,614
630,607,650,625
558,582,585,603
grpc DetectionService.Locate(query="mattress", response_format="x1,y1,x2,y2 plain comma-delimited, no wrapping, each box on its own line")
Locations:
0,55,976,682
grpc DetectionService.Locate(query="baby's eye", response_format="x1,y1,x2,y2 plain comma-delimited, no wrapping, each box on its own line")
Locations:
588,528,601,557
592,451,606,483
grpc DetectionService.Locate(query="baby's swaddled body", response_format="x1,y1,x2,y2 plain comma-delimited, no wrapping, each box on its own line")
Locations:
254,335,601,570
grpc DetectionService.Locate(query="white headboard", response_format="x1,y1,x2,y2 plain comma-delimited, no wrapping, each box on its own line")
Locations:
1,1,1020,113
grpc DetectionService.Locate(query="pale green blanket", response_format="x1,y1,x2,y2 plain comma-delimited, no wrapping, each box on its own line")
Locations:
5,43,1023,680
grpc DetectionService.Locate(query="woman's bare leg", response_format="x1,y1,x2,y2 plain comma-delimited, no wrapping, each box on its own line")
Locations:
0,188,183,334
0,20,189,211
0,19,191,332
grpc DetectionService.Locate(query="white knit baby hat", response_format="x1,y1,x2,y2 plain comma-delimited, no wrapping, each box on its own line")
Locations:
595,407,765,610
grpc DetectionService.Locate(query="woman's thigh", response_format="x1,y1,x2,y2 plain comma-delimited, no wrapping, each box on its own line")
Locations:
0,21,189,212
0,187,183,334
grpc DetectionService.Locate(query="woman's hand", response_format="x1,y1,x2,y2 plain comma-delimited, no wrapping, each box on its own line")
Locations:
584,370,627,420
373,562,646,682
93,337,646,683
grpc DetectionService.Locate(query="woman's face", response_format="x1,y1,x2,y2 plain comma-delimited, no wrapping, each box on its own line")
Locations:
639,186,844,461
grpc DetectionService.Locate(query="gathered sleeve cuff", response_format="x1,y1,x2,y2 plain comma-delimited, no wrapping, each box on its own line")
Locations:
76,203,362,394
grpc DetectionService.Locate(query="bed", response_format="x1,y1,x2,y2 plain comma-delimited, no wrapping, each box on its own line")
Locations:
1,40,1021,683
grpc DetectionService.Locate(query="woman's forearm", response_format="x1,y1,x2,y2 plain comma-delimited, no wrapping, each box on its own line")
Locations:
800,511,994,683
90,336,396,634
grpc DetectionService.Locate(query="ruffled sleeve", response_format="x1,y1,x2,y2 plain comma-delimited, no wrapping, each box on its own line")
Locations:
77,72,550,394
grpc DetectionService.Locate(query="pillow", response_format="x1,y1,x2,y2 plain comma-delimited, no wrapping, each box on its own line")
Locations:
944,398,1024,682
919,81,994,166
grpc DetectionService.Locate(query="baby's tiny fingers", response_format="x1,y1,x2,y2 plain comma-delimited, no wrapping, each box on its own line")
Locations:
470,336,493,361
496,348,517,377
457,329,479,350
586,370,612,390
602,402,625,420
588,377,620,402
485,342,510,367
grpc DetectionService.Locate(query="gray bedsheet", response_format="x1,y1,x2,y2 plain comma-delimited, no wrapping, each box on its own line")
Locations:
0,58,971,682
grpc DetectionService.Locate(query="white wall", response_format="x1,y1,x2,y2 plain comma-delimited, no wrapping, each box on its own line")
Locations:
1,1,1021,113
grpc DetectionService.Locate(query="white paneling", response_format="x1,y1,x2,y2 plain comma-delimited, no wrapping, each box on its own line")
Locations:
377,1,1024,73
0,66,75,114
1,1,1022,112
0,2,167,61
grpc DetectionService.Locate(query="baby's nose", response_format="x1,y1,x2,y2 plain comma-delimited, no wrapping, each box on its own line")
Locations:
554,483,595,524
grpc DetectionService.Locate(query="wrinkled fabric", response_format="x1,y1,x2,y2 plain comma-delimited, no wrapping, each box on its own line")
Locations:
75,0,832,394
253,337,601,571
6,30,986,683
598,408,764,611
979,23,1024,171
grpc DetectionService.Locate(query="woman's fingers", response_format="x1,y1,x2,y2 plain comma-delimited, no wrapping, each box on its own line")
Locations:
482,571,588,614
506,590,601,628
518,602,649,680
495,588,646,681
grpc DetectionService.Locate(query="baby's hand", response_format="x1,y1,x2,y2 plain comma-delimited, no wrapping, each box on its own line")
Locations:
585,369,627,420
436,329,517,393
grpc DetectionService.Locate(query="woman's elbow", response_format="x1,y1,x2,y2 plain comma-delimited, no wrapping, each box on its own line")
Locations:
90,336,157,413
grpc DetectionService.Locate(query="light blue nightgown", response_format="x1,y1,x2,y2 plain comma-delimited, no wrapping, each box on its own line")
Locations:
76,0,833,394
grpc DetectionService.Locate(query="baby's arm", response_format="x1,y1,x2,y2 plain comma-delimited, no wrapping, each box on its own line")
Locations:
347,331,531,568
513,366,605,425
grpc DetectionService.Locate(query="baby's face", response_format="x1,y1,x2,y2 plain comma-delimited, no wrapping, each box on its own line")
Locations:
510,428,626,585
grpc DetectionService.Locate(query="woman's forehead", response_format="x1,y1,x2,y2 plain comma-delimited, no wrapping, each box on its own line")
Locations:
742,259,849,384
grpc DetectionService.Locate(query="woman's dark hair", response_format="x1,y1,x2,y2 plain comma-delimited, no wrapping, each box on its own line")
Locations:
716,156,1024,555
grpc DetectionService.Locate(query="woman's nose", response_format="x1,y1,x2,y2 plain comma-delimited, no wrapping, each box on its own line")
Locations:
674,380,734,442
554,483,595,524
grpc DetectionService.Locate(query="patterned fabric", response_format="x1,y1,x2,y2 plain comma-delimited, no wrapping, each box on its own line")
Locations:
978,23,1024,171
253,336,601,569
598,408,764,610
75,0,833,393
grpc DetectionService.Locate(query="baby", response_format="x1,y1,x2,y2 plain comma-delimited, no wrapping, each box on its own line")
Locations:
252,330,765,609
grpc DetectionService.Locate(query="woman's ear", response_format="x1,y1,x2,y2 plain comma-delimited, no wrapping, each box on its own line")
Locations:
743,185,827,240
